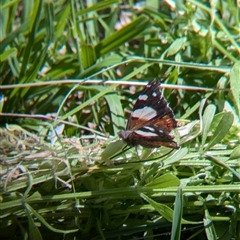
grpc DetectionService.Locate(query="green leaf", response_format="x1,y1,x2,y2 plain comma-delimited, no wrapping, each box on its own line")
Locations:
44,0,55,43
25,204,43,240
95,15,150,56
19,0,42,77
141,193,201,224
229,61,240,116
230,145,240,160
76,0,119,16
201,104,216,150
80,44,97,69
145,173,180,188
0,48,17,62
204,209,218,240
166,37,187,57
141,193,174,222
79,54,123,78
164,148,188,166
105,93,125,135
61,85,116,120
25,203,78,234
101,140,127,160
171,187,183,240
55,3,70,38
204,112,234,151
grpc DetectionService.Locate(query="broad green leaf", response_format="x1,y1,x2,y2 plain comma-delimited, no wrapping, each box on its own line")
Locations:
166,37,187,57
229,61,240,116
101,140,127,160
230,145,240,160
210,112,225,129
201,104,216,150
204,112,234,151
164,147,188,166
105,93,125,134
145,173,180,188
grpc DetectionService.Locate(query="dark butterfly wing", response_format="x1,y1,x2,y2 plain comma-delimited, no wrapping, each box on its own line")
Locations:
118,79,178,149
126,79,177,131
130,124,178,148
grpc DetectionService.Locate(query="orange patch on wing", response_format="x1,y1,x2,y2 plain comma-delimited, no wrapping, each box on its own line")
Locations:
151,114,177,132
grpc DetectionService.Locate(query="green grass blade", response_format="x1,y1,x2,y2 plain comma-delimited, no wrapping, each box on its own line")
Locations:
95,15,150,57
204,209,217,240
141,193,201,225
19,0,42,78
80,44,97,69
0,47,17,62
27,214,43,240
141,193,174,222
25,203,78,234
61,85,115,120
171,187,183,240
76,0,119,16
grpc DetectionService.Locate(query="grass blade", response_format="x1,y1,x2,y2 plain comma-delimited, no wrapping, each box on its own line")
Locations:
95,15,150,56
171,187,183,240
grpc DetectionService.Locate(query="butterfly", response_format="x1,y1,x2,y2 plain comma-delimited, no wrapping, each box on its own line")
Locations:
118,79,178,149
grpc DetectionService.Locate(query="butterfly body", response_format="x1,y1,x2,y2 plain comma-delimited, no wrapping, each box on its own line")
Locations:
118,79,178,149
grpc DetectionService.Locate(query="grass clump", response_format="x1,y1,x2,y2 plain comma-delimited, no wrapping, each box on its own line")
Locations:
0,0,239,239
